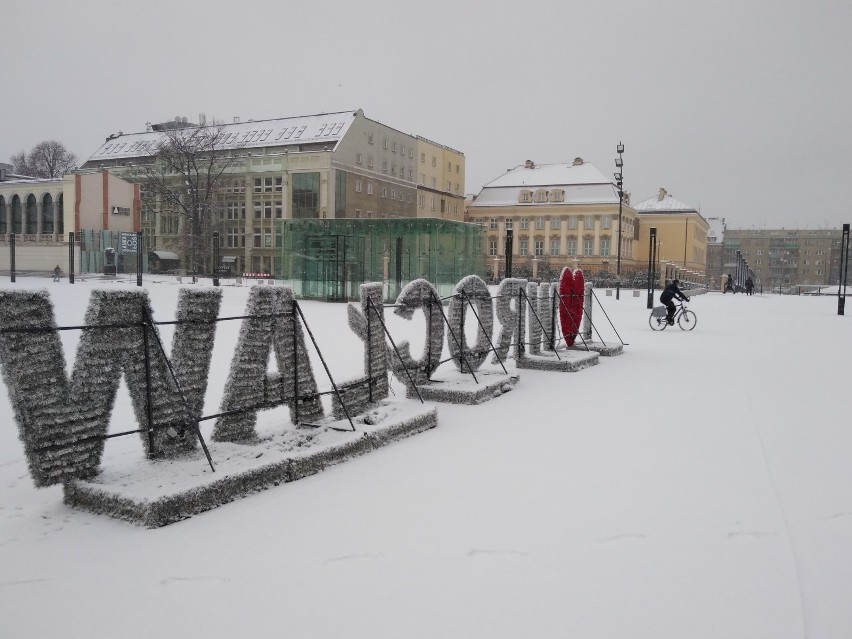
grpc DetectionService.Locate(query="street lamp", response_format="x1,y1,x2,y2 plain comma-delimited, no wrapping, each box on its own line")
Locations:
614,142,625,300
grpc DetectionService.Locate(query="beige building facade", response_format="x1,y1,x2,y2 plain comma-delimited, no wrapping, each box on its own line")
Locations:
466,158,639,282
634,188,710,286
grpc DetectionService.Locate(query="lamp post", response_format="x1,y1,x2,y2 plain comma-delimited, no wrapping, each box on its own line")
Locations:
614,142,625,300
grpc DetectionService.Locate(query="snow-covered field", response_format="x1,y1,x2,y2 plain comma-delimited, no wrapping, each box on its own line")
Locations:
1,275,850,639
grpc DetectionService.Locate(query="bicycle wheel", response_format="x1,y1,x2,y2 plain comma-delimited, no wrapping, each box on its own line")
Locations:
649,313,667,331
678,310,697,331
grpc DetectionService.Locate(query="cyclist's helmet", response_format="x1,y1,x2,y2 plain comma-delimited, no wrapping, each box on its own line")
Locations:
672,279,680,285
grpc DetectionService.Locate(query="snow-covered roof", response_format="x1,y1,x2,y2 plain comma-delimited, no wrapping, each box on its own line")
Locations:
470,160,619,207
634,188,697,213
86,111,359,162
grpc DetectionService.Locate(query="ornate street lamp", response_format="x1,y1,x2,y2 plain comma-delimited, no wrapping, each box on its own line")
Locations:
614,142,625,299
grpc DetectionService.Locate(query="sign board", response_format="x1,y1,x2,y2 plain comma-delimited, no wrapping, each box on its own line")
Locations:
112,206,131,216
120,232,139,253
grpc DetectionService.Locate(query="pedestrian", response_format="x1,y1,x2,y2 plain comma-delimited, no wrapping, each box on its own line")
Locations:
53,265,61,282
745,277,754,296
724,273,734,294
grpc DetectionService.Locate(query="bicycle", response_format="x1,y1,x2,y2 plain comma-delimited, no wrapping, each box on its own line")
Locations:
649,301,697,331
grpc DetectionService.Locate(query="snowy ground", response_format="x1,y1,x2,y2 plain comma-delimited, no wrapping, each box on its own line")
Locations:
1,275,850,639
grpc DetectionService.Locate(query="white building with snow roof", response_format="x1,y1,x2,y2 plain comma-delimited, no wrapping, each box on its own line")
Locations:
466,158,639,282
80,109,465,276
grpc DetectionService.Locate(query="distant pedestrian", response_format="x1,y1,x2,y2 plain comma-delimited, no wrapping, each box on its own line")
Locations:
724,273,734,294
53,265,61,282
745,277,754,296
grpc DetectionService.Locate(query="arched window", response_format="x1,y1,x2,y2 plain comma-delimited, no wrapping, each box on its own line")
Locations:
0,196,6,235
11,195,22,234
26,195,38,234
549,189,564,203
534,189,548,203
57,194,64,235
519,190,532,203
42,194,54,234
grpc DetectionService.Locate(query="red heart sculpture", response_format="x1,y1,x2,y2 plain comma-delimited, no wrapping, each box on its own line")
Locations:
558,267,585,346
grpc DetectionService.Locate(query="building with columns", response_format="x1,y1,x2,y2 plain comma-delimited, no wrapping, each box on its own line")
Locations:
465,158,639,282
0,167,138,272
80,109,464,276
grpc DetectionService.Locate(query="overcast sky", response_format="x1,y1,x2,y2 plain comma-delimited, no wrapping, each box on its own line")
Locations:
4,0,850,229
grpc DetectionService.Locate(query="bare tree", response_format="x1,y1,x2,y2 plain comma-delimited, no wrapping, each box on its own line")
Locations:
126,123,234,276
11,140,78,178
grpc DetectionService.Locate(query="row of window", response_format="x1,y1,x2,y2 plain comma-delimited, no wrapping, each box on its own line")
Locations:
482,216,617,231
487,236,619,258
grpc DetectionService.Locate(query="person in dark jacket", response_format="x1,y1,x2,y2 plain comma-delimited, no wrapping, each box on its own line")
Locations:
745,277,754,295
660,279,689,325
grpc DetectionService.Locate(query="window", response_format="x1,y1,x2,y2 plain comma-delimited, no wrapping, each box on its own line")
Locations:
356,153,362,165
254,227,262,247
382,187,388,198
520,190,531,203
585,216,594,229
551,217,561,229
568,217,577,230
367,183,373,195
490,218,498,230
419,194,425,208
355,179,362,192
535,218,545,230
420,173,425,185
567,237,577,256
291,172,320,219
368,134,374,144
420,152,425,163
550,238,560,255
602,216,611,229
226,228,240,248
430,197,436,211
448,161,452,170
274,201,282,218
275,177,283,192
520,218,529,230
505,218,513,230
382,161,388,173
355,209,361,218
392,142,397,153
519,237,528,256
488,238,498,256
391,164,396,175
432,156,436,166
263,201,273,219
534,240,544,257
534,189,548,203
583,237,594,256
368,156,374,168
391,188,396,199
431,177,437,188
600,237,610,257
383,139,388,149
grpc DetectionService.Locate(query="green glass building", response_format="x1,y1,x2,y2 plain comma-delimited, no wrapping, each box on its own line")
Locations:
276,218,486,301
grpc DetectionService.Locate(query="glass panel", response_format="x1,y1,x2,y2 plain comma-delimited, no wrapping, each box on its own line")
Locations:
292,172,320,219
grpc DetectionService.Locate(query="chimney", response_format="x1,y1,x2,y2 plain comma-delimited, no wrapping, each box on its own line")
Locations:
572,157,584,166
658,187,667,201
234,116,240,124
524,159,535,169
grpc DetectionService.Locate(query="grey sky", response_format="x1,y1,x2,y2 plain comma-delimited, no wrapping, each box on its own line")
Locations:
4,0,850,229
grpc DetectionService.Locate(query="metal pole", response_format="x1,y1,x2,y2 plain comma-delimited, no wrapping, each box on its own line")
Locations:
9,233,15,283
68,232,75,284
614,142,624,300
505,229,513,279
647,227,656,309
136,231,143,287
839,223,850,315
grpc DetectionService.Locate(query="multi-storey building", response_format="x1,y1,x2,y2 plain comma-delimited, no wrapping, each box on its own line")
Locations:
633,188,710,285
721,228,842,290
416,137,465,221
80,109,464,275
466,158,638,281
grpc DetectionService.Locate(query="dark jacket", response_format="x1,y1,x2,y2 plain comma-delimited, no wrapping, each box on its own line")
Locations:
660,282,688,305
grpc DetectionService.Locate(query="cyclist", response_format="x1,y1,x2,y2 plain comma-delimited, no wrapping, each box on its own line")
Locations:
660,279,690,325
